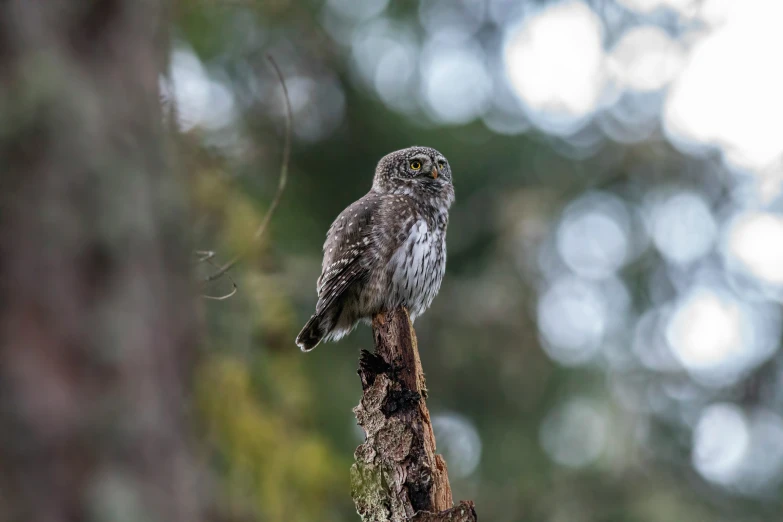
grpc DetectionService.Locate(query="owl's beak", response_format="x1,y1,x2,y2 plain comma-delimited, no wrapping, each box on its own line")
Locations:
431,167,438,179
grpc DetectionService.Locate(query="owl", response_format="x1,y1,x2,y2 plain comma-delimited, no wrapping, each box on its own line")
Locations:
295,146,454,352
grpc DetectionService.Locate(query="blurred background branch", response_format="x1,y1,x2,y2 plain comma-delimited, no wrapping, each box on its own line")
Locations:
201,54,292,290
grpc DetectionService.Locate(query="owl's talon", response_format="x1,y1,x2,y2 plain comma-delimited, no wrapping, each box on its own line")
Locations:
358,349,391,389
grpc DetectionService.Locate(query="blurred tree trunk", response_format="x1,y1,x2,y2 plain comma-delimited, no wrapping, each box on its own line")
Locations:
352,308,477,522
0,2,205,522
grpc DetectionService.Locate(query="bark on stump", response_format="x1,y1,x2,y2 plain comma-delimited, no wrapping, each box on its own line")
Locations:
351,308,478,522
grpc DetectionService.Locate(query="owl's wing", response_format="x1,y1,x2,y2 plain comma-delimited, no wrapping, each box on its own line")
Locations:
314,193,380,314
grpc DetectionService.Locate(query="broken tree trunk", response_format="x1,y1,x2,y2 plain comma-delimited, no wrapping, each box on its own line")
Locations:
351,308,478,522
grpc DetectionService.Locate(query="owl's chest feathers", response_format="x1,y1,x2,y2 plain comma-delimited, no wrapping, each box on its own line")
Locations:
383,208,448,320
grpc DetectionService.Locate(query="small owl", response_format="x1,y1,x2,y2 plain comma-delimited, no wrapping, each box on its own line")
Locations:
296,146,454,352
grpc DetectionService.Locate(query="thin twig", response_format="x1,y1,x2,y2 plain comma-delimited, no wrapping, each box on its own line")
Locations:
204,54,292,283
203,279,238,300
195,250,216,263
201,255,239,300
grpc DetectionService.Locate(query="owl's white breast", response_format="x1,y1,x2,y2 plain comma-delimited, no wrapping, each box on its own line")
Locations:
387,218,446,320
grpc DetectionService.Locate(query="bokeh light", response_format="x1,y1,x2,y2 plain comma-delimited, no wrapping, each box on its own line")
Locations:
693,403,750,486
607,26,685,93
617,0,697,15
665,282,780,387
725,212,783,288
647,190,717,266
169,46,237,131
664,0,783,170
540,398,608,468
694,405,783,492
557,191,630,279
421,36,492,125
504,1,606,135
538,276,607,366
431,412,482,479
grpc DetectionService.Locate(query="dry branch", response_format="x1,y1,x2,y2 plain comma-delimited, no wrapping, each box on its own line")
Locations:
351,308,478,522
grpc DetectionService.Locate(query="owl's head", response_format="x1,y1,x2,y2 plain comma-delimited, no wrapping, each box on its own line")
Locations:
372,146,454,205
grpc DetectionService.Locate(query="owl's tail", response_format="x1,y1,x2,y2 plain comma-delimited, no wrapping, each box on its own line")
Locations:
296,314,325,352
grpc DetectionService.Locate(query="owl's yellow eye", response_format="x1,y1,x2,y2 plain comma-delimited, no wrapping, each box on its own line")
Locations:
410,160,422,170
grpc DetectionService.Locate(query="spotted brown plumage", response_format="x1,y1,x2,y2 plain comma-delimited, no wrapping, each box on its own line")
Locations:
296,146,454,352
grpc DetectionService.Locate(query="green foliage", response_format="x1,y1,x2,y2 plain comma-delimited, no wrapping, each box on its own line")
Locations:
197,353,350,521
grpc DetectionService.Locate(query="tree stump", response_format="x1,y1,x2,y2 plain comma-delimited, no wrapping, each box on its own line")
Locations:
351,308,477,522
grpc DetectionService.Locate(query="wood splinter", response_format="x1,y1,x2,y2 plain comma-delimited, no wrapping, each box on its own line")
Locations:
351,307,478,522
